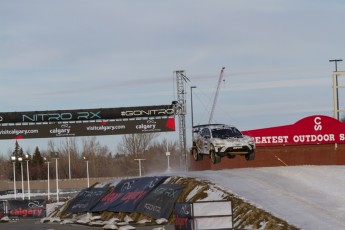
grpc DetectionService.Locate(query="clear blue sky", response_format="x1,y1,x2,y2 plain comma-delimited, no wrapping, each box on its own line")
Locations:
1,0,344,156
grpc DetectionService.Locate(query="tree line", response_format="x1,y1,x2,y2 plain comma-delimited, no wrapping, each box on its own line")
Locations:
0,133,183,182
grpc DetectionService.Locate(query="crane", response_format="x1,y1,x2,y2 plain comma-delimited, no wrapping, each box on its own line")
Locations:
208,67,225,123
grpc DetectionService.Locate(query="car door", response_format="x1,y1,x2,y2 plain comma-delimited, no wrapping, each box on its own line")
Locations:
200,127,211,154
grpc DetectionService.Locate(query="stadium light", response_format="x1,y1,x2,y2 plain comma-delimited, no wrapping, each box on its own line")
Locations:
17,156,24,200
51,152,60,202
11,155,17,199
83,156,90,188
24,153,31,200
44,157,51,200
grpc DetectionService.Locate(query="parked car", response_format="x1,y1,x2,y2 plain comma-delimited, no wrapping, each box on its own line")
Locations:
191,124,255,164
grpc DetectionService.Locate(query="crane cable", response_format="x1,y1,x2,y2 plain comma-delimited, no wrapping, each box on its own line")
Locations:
209,67,226,123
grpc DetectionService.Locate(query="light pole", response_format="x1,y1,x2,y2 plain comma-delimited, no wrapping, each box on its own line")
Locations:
44,157,51,200
24,153,31,200
134,159,145,177
190,86,196,130
67,139,71,180
83,156,90,188
166,141,171,171
189,86,197,172
17,156,24,200
330,59,343,120
166,151,171,171
11,155,17,199
51,152,59,202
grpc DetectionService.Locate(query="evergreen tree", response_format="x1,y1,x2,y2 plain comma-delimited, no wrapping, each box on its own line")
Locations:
19,148,24,157
11,141,23,180
30,146,45,180
12,140,21,156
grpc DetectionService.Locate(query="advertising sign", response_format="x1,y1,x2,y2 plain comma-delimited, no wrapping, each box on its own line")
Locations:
242,115,345,146
137,184,185,219
174,202,193,230
91,176,168,213
0,118,175,140
65,187,109,213
0,105,174,123
7,199,46,219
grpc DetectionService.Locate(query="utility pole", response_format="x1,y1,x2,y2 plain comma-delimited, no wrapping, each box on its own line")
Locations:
330,59,343,120
134,159,145,177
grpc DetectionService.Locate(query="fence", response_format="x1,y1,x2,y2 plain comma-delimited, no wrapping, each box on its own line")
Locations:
175,200,233,230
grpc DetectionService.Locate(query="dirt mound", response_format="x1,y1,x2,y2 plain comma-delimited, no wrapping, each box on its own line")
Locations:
50,176,298,229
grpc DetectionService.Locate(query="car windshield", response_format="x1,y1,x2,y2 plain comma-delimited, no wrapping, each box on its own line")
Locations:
212,127,242,138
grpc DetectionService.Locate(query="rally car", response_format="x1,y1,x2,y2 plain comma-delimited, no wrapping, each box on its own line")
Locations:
191,124,255,164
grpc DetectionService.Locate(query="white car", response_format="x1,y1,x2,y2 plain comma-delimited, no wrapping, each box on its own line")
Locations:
192,124,255,164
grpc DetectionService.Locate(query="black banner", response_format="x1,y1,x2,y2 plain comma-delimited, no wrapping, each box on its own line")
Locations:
92,176,168,213
64,187,109,213
0,118,175,140
174,203,193,230
137,184,184,219
7,199,46,219
0,104,174,123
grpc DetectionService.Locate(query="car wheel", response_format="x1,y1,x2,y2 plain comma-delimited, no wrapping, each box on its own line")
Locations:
245,151,255,161
192,147,203,161
210,148,221,164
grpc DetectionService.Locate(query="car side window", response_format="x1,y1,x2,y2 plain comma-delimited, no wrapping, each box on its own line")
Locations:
231,127,242,137
201,128,211,138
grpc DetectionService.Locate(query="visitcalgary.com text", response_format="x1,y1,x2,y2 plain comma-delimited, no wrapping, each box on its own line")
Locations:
0,128,39,136
86,125,126,131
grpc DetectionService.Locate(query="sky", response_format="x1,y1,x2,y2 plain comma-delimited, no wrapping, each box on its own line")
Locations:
1,0,345,156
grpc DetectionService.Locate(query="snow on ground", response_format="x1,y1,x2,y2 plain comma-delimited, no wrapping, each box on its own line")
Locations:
2,165,345,230
176,165,345,230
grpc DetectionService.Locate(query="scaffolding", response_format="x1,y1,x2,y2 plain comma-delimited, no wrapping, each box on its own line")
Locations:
174,70,188,171
333,71,345,120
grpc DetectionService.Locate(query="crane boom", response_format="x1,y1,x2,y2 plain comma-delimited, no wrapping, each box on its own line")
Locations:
209,67,225,123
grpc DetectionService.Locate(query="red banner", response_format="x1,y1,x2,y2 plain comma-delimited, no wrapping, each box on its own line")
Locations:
242,115,345,146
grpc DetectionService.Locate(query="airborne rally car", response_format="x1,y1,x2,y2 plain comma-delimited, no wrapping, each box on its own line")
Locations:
191,124,255,164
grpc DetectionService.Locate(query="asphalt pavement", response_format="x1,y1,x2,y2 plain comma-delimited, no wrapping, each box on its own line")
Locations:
1,219,175,230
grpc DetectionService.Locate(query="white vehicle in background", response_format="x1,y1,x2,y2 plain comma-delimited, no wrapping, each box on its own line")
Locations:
191,124,255,164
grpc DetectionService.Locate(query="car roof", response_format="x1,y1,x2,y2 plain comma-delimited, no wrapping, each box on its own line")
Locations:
193,124,236,131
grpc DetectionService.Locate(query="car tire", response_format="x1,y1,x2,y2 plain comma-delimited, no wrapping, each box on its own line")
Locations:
192,147,203,161
210,148,221,164
245,151,255,161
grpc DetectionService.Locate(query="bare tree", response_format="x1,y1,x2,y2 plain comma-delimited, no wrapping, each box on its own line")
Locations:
0,154,11,180
82,137,112,177
114,133,159,176
144,138,181,174
117,133,159,156
114,133,190,176
58,138,80,178
45,138,81,179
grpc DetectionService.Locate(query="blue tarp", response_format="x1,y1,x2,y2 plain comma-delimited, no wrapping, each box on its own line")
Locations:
91,176,168,213
137,184,185,219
